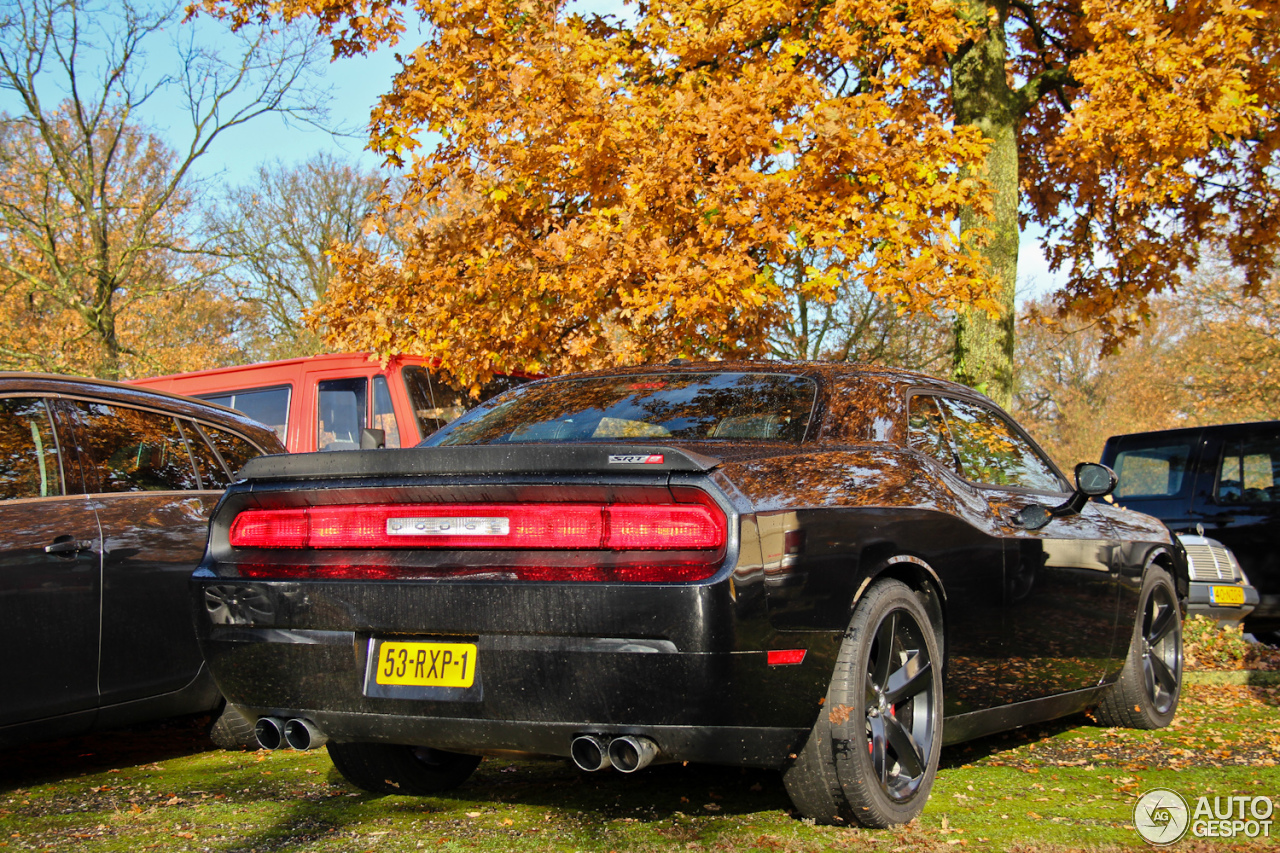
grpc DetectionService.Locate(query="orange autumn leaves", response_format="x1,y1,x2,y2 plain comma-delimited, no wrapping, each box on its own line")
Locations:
206,0,999,387
202,0,1280,391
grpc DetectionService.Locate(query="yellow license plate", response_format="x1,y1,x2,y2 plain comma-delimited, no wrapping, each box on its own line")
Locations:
1210,585,1245,606
374,642,477,688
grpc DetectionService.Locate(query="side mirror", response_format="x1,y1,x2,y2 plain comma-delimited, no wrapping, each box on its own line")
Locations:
360,428,387,450
1075,462,1118,497
1014,463,1118,531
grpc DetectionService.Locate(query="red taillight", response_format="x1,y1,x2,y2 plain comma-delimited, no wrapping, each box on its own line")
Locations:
228,502,725,551
236,562,720,582
228,508,309,548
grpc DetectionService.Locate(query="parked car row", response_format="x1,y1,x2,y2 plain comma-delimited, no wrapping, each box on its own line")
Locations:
6,355,1275,832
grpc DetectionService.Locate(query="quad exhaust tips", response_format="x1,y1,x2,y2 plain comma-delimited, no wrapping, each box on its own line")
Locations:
571,734,660,773
570,735,612,772
609,735,660,773
254,716,329,751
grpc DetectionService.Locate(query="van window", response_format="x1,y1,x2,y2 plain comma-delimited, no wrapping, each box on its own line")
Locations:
199,386,290,444
403,366,526,437
372,375,400,448
0,397,63,499
317,378,367,451
1114,442,1194,499
1216,436,1280,503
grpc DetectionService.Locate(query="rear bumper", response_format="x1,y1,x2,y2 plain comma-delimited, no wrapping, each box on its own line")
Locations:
194,578,837,766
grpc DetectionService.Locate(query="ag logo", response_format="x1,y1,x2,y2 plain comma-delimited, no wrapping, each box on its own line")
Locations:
1134,788,1190,845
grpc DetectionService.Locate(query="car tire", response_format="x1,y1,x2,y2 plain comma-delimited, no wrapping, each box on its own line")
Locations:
1094,566,1182,729
327,742,482,795
1253,631,1280,648
208,702,259,751
782,579,943,827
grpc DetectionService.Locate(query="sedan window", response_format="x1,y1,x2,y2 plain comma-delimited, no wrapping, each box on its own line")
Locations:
0,397,62,499
67,401,201,492
907,395,960,473
201,423,266,476
936,397,1064,492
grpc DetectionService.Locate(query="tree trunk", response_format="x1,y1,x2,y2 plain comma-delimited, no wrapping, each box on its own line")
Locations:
949,0,1019,409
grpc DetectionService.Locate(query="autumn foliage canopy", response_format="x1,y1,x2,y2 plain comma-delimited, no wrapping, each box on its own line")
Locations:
206,0,1278,391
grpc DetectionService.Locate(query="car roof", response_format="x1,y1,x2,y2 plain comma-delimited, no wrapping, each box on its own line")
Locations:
0,371,284,451
1106,420,1280,443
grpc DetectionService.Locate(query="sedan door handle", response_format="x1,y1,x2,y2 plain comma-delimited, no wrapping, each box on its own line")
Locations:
44,537,96,555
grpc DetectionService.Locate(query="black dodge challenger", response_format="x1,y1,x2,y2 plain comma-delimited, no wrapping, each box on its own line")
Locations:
193,363,1185,827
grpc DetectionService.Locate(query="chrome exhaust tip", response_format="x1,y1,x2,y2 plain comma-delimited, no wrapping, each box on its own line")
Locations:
283,718,328,751
607,735,659,773
570,735,612,772
254,716,286,750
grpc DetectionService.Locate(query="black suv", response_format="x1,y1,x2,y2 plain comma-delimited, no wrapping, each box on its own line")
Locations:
0,373,284,747
1101,422,1277,641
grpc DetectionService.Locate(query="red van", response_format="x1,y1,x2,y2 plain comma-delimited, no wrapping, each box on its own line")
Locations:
133,353,531,453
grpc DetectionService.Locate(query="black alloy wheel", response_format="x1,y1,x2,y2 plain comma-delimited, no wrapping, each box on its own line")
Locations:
783,579,943,827
860,605,938,804
1094,567,1182,729
1139,574,1182,717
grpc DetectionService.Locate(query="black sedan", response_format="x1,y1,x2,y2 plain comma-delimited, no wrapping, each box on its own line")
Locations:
192,363,1185,827
0,373,284,749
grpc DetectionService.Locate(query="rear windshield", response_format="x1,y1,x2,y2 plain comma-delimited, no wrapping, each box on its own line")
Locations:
424,372,818,446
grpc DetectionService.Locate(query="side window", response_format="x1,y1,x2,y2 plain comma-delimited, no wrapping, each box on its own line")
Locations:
199,386,290,445
317,378,367,451
403,366,471,436
68,401,201,492
180,420,232,489
907,395,958,472
1216,435,1280,504
937,397,1063,491
0,397,63,499
403,366,529,437
201,424,265,476
1113,442,1194,499
372,375,401,448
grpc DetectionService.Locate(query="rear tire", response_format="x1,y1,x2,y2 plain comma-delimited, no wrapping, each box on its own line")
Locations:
783,579,943,827
1094,567,1182,729
327,742,481,795
208,703,259,751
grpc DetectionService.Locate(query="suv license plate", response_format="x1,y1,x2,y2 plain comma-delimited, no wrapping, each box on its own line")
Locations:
1210,585,1245,606
372,641,477,688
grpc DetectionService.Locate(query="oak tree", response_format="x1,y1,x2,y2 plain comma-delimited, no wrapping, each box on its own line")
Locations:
209,0,1278,402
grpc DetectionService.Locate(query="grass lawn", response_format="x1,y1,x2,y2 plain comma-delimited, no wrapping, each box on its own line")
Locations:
1,682,1276,852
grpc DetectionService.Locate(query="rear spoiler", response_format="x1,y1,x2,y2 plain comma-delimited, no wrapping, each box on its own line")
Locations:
237,444,722,481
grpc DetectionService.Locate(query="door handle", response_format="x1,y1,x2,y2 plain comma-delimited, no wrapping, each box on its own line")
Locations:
44,537,96,555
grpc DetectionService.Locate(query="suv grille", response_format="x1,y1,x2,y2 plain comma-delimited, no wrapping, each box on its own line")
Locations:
1183,542,1238,582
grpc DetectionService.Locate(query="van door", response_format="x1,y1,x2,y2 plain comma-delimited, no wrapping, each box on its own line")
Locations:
1191,426,1280,627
